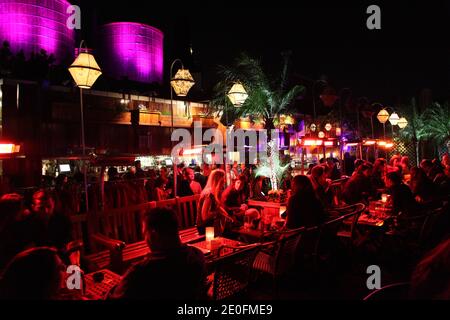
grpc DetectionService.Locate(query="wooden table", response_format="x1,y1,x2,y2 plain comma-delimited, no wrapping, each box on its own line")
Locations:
188,237,243,260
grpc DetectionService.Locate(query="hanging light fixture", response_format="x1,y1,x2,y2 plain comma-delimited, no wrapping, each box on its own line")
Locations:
389,112,400,126
397,117,408,129
170,68,195,97
68,50,102,89
310,124,317,132
318,131,325,139
227,83,248,107
325,123,332,132
377,109,390,124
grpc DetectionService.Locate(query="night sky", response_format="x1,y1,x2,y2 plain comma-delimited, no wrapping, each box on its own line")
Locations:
79,0,449,106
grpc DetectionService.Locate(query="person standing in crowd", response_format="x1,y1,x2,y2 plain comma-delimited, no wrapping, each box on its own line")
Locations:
179,168,202,196
286,175,327,229
153,177,169,201
400,156,411,175
196,169,234,236
195,163,211,189
108,207,207,299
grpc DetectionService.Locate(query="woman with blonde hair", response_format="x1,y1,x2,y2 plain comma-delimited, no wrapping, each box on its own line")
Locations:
196,169,234,236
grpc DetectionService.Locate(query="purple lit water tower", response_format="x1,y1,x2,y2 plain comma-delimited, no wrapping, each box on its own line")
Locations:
0,0,75,62
100,22,164,84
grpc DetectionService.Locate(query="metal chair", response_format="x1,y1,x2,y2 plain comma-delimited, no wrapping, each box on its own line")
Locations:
209,243,260,300
252,227,304,295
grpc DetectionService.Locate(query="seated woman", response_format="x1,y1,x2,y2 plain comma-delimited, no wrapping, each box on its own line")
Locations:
221,175,260,230
286,175,328,229
410,166,438,203
309,165,333,208
196,169,234,236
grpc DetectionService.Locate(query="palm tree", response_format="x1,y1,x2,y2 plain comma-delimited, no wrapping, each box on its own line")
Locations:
397,98,425,166
209,53,304,190
210,53,304,131
419,102,450,155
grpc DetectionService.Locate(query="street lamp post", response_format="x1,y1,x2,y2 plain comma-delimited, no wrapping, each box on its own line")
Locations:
68,41,102,213
169,59,195,197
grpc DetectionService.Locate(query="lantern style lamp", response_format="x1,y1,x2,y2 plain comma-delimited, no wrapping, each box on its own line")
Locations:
318,131,325,139
170,68,195,97
227,83,248,107
389,112,400,126
68,51,102,89
397,117,408,129
377,109,390,138
325,123,332,132
68,40,102,213
310,124,317,132
169,59,195,197
377,109,390,124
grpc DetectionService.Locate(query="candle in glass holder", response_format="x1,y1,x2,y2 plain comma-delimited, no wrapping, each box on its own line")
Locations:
205,227,215,241
381,194,388,203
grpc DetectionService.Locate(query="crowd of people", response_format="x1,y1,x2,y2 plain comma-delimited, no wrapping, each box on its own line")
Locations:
0,152,449,300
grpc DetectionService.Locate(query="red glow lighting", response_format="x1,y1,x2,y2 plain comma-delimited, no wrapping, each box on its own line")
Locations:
324,141,334,147
0,144,20,154
303,139,323,146
363,140,376,146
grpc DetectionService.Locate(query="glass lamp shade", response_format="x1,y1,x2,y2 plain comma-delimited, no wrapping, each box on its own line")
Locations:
377,109,390,124
68,52,102,89
397,117,408,129
318,131,325,139
335,128,342,137
310,124,317,132
170,69,195,97
325,123,332,131
389,112,400,126
227,83,248,107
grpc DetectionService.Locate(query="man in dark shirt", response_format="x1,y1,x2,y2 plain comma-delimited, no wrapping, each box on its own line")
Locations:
343,164,374,205
108,207,207,300
386,172,418,217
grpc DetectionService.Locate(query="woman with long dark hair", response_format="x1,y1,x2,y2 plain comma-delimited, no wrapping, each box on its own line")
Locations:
286,175,327,229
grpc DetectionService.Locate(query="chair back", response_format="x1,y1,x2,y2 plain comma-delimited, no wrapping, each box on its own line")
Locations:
272,227,304,276
211,243,260,300
176,195,200,230
333,203,366,241
363,282,410,300
90,201,156,252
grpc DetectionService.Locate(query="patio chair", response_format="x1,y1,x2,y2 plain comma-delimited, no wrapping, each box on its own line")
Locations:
209,243,260,300
252,227,304,295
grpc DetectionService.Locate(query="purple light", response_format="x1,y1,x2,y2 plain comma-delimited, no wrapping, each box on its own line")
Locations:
100,22,164,83
0,0,75,62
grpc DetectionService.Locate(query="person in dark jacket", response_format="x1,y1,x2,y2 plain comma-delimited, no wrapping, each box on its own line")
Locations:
385,172,419,217
286,175,328,229
108,207,207,299
342,164,374,205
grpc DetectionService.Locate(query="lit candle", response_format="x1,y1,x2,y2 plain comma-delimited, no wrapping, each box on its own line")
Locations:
205,227,215,241
381,194,388,203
